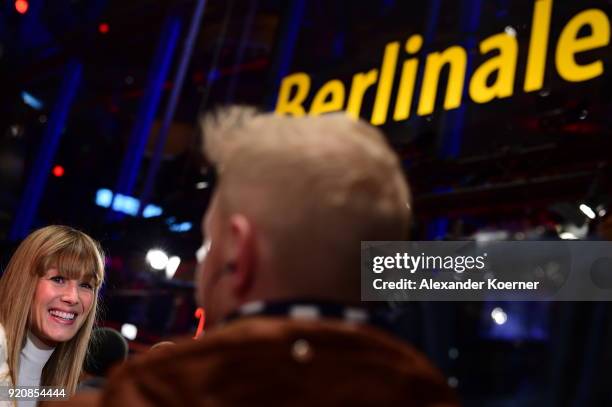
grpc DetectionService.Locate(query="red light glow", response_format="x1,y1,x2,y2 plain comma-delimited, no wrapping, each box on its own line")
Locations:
98,23,109,34
15,0,28,14
52,165,65,177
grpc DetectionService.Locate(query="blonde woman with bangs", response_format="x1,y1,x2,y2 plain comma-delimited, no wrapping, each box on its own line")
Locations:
0,225,105,405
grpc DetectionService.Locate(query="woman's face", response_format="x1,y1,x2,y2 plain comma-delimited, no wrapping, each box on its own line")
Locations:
30,268,95,347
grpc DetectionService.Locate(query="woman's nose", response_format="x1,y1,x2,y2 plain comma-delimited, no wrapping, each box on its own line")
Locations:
61,282,79,304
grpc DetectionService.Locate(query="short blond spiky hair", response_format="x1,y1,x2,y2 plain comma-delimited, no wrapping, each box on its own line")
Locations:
201,108,411,297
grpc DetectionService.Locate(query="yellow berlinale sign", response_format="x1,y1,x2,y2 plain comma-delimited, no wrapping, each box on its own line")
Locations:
275,0,610,125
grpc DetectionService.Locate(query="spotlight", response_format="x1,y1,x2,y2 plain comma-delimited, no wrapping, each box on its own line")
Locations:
142,204,163,218
9,125,22,138
491,307,507,325
98,22,110,34
95,189,113,207
559,232,578,240
579,204,596,220
504,26,516,37
52,165,65,177
169,222,192,233
113,194,140,216
595,204,607,218
121,323,137,340
165,256,181,279
14,0,28,14
146,249,169,270
21,91,43,110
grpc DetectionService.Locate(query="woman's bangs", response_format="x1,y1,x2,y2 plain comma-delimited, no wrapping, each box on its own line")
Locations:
40,241,103,287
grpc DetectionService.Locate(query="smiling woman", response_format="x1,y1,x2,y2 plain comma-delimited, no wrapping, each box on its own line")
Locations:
0,225,105,398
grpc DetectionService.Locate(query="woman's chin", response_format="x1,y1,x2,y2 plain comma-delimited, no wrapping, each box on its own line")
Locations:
35,320,81,345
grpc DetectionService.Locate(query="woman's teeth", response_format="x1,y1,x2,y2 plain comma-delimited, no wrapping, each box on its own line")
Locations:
49,310,76,320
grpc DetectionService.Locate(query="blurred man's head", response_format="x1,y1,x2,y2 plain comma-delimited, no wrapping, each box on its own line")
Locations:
197,108,411,326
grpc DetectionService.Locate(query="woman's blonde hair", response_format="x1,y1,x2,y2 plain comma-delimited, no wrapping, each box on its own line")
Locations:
0,225,105,394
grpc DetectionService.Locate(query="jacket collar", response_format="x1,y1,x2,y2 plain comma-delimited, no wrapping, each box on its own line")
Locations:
225,300,370,325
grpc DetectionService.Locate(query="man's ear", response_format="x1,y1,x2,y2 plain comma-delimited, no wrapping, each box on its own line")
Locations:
226,214,256,298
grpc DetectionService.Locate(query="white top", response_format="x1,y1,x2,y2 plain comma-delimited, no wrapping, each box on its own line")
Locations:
0,324,11,407
16,331,55,407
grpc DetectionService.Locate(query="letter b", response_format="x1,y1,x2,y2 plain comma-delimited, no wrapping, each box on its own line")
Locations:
275,73,311,117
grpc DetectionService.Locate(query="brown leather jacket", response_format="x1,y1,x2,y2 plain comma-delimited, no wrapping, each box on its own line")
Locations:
98,317,459,406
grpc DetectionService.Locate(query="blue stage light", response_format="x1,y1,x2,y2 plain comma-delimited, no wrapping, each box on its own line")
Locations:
95,189,113,208
143,204,163,218
113,194,140,216
95,188,164,218
169,222,192,232
21,91,43,110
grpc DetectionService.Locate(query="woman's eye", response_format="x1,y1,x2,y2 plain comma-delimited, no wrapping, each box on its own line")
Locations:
51,276,65,283
80,282,93,290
